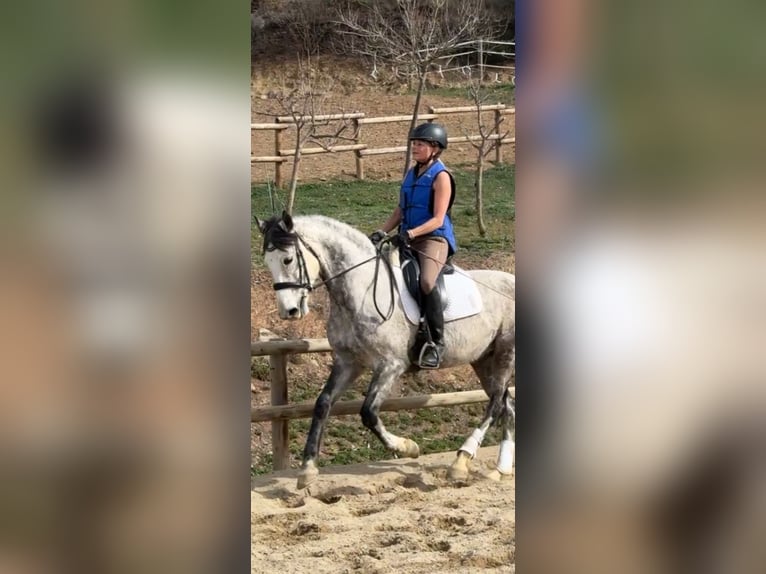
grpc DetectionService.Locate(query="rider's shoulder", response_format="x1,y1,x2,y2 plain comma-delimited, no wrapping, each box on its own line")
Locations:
433,168,452,183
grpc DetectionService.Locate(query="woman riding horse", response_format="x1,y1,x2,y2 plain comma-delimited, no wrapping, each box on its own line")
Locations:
369,122,457,369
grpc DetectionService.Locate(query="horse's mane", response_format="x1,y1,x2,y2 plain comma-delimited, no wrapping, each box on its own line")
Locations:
261,214,371,255
294,215,370,248
260,216,298,253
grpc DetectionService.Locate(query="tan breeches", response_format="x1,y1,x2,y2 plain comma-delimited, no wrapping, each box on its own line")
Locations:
409,236,448,294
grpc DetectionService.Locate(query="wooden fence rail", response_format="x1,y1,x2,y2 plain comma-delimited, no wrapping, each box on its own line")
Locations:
251,337,510,472
252,105,515,187
251,390,490,423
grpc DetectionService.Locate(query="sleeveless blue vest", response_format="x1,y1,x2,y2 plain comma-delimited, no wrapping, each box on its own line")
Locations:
399,160,457,254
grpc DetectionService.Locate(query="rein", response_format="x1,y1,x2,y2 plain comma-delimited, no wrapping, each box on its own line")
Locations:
271,229,513,314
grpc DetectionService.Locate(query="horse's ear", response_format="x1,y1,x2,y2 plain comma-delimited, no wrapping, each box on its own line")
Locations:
280,210,294,232
255,216,267,235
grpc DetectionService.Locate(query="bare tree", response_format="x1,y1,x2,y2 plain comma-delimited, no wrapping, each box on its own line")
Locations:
337,0,496,175
288,0,332,57
259,57,352,214
462,74,510,236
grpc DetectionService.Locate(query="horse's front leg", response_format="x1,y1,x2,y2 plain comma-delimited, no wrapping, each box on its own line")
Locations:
360,361,419,458
298,357,362,489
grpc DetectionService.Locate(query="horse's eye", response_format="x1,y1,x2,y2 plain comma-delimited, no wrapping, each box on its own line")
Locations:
283,257,293,265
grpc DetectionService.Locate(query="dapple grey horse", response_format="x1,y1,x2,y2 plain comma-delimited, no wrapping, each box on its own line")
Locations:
256,212,515,489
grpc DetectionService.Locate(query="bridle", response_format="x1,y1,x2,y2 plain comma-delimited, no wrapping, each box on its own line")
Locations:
269,231,396,321
271,235,318,293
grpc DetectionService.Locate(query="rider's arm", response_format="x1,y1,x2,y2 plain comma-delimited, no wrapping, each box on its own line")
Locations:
406,171,451,239
380,206,402,234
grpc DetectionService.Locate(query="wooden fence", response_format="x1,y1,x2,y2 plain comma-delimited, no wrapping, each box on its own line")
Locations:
251,337,507,471
251,105,515,187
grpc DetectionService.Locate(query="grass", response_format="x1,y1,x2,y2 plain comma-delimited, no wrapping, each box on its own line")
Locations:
423,82,515,106
251,163,515,256
291,403,498,469
250,403,503,472
250,387,506,474
250,366,508,474
250,357,270,380
251,453,273,476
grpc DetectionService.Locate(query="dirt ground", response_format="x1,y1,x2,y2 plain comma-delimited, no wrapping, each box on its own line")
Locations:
251,56,515,184
251,446,515,574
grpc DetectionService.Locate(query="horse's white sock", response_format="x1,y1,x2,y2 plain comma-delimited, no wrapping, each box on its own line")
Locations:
496,439,515,474
458,428,486,459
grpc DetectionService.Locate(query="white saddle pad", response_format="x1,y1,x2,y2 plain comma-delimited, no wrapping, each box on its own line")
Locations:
393,263,483,325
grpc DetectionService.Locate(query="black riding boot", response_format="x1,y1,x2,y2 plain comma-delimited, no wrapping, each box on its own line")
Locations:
420,290,445,369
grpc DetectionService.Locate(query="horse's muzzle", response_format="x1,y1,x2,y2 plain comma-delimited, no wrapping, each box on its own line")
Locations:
285,307,301,319
278,295,309,320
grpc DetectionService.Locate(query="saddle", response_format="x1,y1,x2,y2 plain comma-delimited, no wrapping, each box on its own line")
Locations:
400,248,453,307
394,250,481,322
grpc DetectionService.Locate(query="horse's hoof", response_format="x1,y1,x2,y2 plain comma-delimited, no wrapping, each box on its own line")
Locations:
400,439,420,458
448,464,470,481
296,462,318,490
479,467,513,481
483,468,503,482
448,451,471,481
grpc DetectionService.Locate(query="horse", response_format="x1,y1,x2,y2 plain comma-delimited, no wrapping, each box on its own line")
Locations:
256,211,515,489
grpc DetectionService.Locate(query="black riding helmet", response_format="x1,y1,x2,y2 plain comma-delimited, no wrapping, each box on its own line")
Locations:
409,122,448,149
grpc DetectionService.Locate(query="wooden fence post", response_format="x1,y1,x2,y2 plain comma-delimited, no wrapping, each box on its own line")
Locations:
269,354,290,470
478,38,484,83
494,108,502,164
353,118,364,180
259,329,291,471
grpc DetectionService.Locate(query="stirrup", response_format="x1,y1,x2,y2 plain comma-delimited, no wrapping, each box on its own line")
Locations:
418,341,441,370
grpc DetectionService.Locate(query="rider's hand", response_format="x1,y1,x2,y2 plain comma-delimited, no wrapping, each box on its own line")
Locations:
369,230,386,245
390,230,411,248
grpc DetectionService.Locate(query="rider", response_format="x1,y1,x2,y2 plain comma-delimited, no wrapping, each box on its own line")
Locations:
369,122,457,369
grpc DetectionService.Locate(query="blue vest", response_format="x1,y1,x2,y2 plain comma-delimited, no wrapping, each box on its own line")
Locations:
399,160,457,255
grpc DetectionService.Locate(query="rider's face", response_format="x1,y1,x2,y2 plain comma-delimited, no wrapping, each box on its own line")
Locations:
411,140,436,163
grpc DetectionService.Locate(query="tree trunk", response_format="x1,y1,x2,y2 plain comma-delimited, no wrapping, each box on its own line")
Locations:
403,71,428,177
475,151,487,237
286,148,302,215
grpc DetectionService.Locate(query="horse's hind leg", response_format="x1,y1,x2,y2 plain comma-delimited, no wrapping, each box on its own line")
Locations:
485,388,515,481
297,356,363,489
450,332,514,480
449,380,507,480
360,361,419,458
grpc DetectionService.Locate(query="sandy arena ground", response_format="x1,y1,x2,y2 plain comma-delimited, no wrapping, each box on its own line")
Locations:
251,446,515,574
